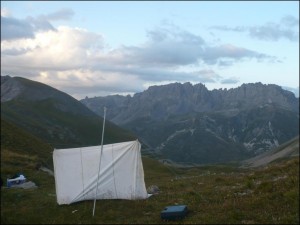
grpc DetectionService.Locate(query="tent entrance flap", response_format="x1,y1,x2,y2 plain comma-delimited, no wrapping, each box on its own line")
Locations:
53,140,148,205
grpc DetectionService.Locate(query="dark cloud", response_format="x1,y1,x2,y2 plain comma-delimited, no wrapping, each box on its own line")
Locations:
1,8,73,41
1,15,55,41
1,16,35,40
107,25,276,69
44,8,74,21
115,25,206,67
248,23,298,42
1,47,31,56
209,15,299,42
120,43,203,67
221,77,240,84
280,15,299,27
209,25,246,32
196,69,222,82
218,60,234,67
26,16,56,32
201,44,273,65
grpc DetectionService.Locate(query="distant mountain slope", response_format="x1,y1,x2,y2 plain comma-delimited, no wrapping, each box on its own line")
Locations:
1,75,136,148
240,135,299,168
81,82,299,164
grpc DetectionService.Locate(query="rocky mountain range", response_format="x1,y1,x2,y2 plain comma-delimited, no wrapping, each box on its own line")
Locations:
81,82,299,164
1,75,298,165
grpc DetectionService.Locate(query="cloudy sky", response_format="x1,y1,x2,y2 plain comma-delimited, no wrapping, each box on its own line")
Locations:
1,1,299,99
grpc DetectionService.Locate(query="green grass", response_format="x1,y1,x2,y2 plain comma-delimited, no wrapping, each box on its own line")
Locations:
1,98,136,149
1,119,54,168
1,148,299,224
1,119,299,224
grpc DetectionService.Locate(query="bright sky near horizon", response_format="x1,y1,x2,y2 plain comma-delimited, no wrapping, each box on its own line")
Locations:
1,1,299,99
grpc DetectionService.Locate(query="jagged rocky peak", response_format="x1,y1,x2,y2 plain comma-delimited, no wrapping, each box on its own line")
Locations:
81,81,299,123
215,82,298,110
235,82,290,98
134,82,209,100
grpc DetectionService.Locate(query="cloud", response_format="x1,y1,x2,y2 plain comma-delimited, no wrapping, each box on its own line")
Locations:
108,25,206,67
221,77,240,84
209,25,246,32
196,69,222,82
1,7,12,17
43,8,74,21
210,15,299,42
1,47,31,56
280,15,299,27
1,26,105,74
34,69,144,98
26,16,56,32
1,16,35,40
1,19,279,99
248,23,298,42
1,8,73,41
97,67,221,83
1,15,55,41
201,44,273,65
104,25,276,69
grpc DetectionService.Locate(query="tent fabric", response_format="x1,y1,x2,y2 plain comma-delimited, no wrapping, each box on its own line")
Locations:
53,140,148,205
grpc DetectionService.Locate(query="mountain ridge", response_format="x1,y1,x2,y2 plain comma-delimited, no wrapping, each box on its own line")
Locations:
81,81,298,124
81,81,299,164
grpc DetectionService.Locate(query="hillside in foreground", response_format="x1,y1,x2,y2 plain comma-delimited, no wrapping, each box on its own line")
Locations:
1,75,136,149
1,119,54,168
1,120,298,224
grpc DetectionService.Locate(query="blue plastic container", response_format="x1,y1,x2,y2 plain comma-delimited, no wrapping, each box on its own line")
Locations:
161,205,188,220
6,174,26,187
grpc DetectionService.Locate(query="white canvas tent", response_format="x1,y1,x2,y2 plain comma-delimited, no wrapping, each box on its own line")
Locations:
53,140,148,205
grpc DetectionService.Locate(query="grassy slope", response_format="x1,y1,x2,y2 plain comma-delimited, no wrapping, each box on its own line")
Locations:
1,99,136,148
1,122,299,224
2,76,136,148
1,119,53,168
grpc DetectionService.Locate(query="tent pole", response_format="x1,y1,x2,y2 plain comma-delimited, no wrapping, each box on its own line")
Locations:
93,107,107,217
